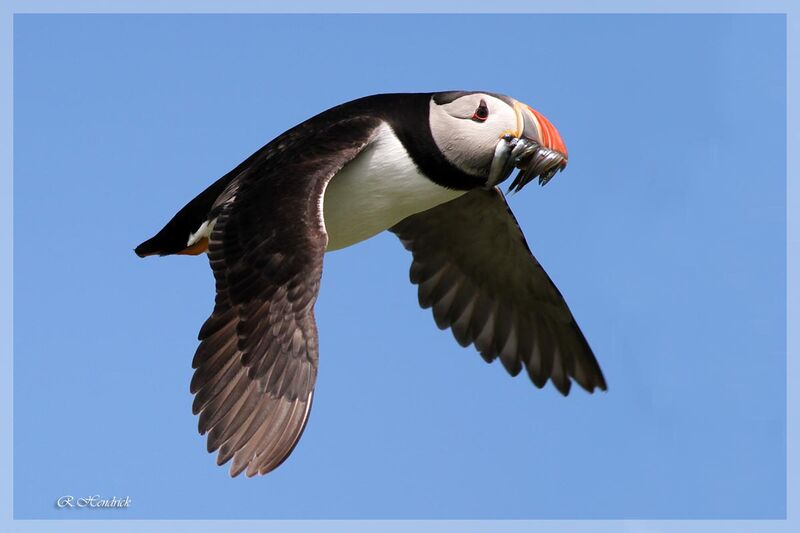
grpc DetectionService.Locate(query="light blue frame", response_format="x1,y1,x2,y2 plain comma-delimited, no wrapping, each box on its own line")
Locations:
1,1,796,531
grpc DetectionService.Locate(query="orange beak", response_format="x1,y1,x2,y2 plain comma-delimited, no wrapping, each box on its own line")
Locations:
514,101,568,162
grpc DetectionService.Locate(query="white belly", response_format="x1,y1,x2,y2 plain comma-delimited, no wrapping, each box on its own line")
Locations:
322,124,465,251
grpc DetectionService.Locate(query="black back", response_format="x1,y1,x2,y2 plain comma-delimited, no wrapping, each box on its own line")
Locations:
135,92,487,257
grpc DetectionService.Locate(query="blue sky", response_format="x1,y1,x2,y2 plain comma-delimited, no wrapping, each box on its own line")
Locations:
13,14,786,519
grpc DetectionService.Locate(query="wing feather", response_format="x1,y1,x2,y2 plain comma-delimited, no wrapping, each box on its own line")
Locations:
190,116,383,475
391,187,606,395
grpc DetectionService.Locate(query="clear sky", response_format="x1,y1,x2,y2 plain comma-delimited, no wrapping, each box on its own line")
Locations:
13,14,786,519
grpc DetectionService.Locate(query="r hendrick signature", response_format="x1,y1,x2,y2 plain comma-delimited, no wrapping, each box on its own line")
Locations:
56,495,131,509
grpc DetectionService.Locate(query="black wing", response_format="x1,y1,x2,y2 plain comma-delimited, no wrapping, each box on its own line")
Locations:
390,188,606,395
191,116,383,476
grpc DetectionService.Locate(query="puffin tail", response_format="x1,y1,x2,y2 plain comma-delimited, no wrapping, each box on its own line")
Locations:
134,174,235,258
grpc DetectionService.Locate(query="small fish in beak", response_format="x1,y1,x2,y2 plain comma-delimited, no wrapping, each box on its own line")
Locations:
486,102,568,192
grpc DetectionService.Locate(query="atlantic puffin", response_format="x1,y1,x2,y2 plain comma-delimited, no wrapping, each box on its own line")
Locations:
135,91,607,477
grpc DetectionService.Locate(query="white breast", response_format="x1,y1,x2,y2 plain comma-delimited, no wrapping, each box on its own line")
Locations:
322,123,465,251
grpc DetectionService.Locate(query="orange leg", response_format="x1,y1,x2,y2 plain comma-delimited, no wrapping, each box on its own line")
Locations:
177,237,209,255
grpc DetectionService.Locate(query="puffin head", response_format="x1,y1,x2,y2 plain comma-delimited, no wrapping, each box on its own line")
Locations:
429,91,568,192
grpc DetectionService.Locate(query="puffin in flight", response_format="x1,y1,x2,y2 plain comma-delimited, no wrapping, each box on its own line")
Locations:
135,91,607,477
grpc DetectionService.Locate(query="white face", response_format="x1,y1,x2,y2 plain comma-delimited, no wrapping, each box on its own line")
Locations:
429,93,518,178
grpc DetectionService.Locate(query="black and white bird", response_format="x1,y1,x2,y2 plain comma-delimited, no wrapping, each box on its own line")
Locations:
135,91,606,477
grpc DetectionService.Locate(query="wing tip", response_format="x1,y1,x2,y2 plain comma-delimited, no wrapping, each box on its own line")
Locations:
569,372,608,396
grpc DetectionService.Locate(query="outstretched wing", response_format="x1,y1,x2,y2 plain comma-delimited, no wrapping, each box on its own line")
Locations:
191,116,383,476
390,187,606,395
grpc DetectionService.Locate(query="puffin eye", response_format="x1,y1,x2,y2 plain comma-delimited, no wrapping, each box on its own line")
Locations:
471,100,489,122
